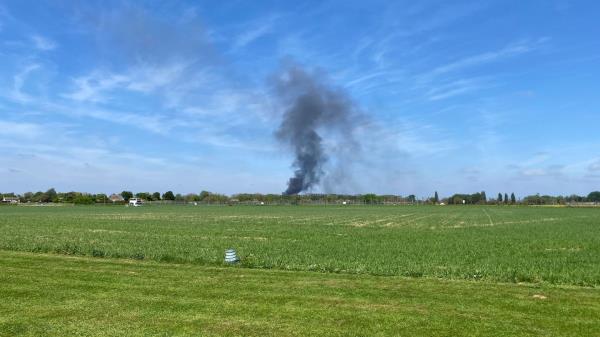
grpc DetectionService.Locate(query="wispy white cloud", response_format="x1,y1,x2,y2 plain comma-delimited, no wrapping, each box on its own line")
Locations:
30,35,57,51
523,152,551,166
62,72,129,103
51,102,175,135
233,23,271,49
506,151,570,182
344,71,391,88
359,118,457,158
408,2,486,35
0,120,44,139
520,168,547,177
430,40,542,76
59,56,275,142
0,138,167,168
7,63,40,103
589,159,600,172
411,38,549,101
227,13,282,51
0,124,284,194
126,62,189,93
426,77,489,101
63,62,191,103
517,164,565,179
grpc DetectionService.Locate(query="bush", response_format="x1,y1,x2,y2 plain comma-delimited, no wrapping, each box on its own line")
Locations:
73,195,95,205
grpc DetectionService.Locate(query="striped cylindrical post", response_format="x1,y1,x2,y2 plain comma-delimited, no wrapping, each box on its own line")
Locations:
224,249,239,263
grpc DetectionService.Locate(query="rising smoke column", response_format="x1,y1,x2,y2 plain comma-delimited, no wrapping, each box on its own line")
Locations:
274,64,359,195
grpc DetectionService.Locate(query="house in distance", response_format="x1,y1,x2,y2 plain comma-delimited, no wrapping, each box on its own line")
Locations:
1,196,19,204
109,194,124,203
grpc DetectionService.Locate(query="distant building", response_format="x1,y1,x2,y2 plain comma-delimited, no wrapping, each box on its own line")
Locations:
1,196,19,204
109,194,124,203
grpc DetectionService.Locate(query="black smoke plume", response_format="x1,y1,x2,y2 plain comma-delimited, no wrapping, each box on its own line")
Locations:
274,64,359,195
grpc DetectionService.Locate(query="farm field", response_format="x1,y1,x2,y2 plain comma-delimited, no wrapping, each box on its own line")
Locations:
0,205,599,285
1,205,600,336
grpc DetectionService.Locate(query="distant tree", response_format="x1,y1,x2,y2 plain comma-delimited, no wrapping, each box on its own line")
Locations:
497,193,503,203
135,192,150,200
588,191,600,202
407,195,416,203
471,192,482,204
266,194,281,204
36,191,46,203
32,191,44,202
504,193,509,204
96,194,108,203
203,192,229,204
448,194,470,204
121,191,133,201
152,192,161,201
362,194,379,204
22,192,33,202
566,194,584,203
481,191,487,204
41,188,57,203
73,194,95,205
434,191,439,203
185,193,201,202
510,193,516,204
523,193,558,205
162,191,175,201
199,190,210,201
59,192,76,203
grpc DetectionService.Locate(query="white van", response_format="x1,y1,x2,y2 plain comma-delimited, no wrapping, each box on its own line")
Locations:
129,198,143,207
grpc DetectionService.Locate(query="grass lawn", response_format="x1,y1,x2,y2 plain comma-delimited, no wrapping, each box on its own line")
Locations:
1,251,599,337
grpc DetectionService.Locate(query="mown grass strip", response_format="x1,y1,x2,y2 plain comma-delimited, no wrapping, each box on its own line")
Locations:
1,251,599,337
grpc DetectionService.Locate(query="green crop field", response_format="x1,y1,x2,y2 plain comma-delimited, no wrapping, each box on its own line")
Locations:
1,205,599,336
1,205,599,285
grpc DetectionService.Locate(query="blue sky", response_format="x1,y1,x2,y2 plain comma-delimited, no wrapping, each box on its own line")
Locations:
1,0,599,197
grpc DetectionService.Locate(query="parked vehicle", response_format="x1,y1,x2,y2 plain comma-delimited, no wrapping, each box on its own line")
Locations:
128,198,143,207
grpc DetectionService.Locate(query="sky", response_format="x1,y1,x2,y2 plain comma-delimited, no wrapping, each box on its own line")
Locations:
1,0,599,198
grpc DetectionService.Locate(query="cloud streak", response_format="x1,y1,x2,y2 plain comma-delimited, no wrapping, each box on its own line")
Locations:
30,35,57,51
7,63,40,103
430,40,543,76
231,14,280,50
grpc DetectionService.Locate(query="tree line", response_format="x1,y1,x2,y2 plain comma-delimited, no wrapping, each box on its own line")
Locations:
441,191,517,205
2,189,600,205
436,190,600,205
